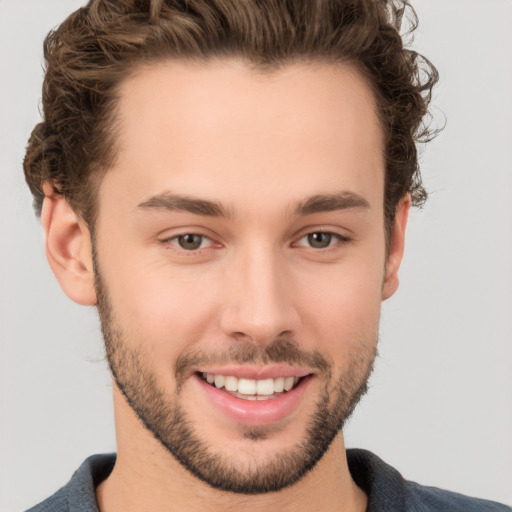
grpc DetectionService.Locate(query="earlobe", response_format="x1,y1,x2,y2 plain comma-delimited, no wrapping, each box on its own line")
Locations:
41,183,97,306
382,195,410,301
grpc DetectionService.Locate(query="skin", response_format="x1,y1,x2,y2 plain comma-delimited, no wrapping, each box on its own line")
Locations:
41,59,409,512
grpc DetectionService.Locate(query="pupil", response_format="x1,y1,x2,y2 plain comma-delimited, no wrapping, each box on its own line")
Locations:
308,232,331,248
179,234,202,250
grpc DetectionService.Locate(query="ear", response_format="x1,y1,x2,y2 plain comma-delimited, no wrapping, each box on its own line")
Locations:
382,195,410,301
41,182,97,306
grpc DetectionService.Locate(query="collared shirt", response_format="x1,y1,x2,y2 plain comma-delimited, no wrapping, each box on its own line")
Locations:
26,449,511,511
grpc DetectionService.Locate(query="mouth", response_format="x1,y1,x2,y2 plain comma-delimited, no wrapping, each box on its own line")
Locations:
192,368,314,426
197,372,304,401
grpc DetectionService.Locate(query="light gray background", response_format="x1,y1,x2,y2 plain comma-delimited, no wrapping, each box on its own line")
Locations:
1,1,511,510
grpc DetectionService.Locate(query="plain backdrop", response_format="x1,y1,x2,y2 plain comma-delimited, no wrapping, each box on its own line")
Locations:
1,1,511,510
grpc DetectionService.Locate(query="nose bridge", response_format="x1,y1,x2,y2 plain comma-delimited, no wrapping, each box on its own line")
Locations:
220,240,298,344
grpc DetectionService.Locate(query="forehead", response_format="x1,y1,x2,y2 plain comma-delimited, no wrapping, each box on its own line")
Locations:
101,59,384,215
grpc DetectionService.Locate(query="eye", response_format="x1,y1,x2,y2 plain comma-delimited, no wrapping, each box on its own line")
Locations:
296,231,347,249
168,233,211,251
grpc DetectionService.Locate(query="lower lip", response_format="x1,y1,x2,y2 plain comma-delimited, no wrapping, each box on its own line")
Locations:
193,374,312,427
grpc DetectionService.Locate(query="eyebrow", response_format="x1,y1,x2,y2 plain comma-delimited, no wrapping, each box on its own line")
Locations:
293,192,370,216
135,191,370,218
136,193,234,218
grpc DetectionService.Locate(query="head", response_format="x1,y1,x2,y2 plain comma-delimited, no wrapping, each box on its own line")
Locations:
24,0,438,496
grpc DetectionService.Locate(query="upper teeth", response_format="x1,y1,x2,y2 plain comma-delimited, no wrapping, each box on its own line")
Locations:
203,373,299,395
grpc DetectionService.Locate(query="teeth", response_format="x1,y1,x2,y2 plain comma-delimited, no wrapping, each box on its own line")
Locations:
238,378,257,395
284,376,295,391
202,373,302,396
256,378,275,395
274,377,285,393
214,375,225,389
224,375,238,392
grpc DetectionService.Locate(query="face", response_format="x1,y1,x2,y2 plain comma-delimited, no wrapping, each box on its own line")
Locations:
90,59,401,493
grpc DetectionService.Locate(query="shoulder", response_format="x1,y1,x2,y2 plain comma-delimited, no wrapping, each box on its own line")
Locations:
403,480,511,512
25,454,116,512
25,493,68,512
347,449,511,512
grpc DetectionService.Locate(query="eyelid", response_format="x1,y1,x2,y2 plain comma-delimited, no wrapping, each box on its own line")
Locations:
162,231,221,248
158,226,351,252
292,228,352,249
294,227,351,240
158,224,221,242
169,233,212,249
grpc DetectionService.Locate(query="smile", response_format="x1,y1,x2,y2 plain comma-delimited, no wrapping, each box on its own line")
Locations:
193,369,313,426
199,372,301,400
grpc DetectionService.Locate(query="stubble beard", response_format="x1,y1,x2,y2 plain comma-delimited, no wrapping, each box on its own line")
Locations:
94,265,376,494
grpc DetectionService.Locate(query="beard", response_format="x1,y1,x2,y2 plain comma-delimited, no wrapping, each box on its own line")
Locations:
94,262,376,495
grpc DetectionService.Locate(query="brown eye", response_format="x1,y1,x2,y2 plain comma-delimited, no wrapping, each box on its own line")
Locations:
307,232,333,248
176,234,205,250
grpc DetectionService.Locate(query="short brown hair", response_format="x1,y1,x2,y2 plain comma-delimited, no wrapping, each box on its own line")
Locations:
23,0,439,233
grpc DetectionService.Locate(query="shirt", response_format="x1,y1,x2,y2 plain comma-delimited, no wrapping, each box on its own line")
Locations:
26,449,511,511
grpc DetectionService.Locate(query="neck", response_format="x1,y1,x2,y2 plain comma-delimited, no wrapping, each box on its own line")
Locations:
96,388,367,512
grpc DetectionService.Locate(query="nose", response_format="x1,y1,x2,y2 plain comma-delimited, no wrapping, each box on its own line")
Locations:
219,244,300,346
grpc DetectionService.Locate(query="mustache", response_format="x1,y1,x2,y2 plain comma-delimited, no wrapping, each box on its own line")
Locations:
175,337,332,386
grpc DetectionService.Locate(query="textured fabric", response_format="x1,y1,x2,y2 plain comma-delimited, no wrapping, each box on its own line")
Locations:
26,449,511,511
26,454,115,512
347,450,511,512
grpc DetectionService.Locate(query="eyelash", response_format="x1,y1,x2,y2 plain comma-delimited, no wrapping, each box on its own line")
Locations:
294,231,350,249
163,230,351,252
165,233,215,252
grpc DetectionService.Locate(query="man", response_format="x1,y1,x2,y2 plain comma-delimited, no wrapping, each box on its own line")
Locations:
14,0,510,510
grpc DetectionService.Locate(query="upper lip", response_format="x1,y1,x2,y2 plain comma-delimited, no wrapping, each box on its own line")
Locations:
193,365,314,380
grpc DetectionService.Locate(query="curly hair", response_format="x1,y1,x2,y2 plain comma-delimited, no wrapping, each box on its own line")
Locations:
23,0,439,235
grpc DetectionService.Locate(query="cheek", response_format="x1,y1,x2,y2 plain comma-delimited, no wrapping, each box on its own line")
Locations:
294,256,384,356
301,274,382,329
103,257,222,358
